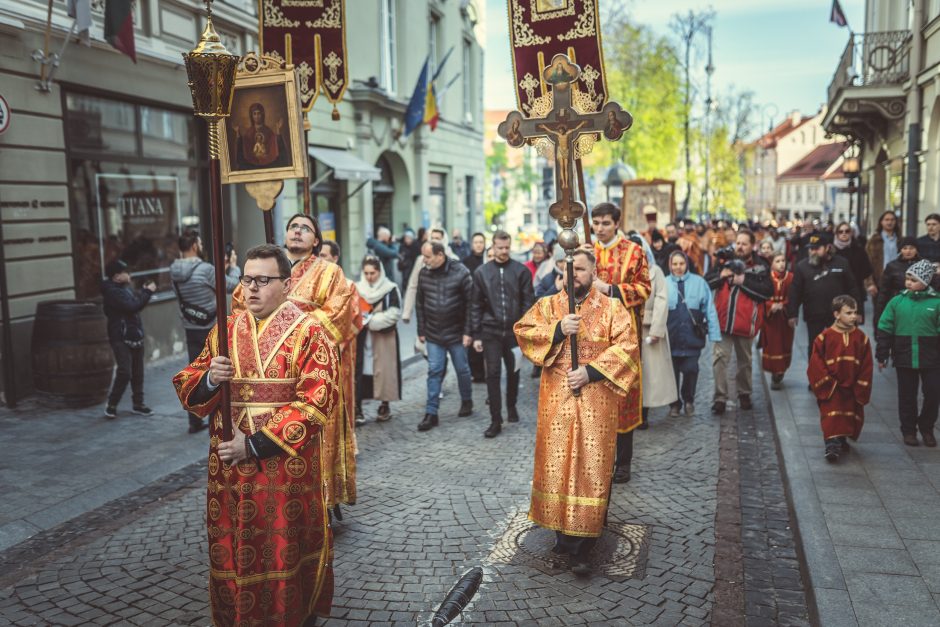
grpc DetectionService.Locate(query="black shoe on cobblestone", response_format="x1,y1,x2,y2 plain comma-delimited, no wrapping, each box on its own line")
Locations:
738,395,752,410
507,407,519,423
903,433,920,447
132,405,153,416
824,440,840,463
188,418,208,434
570,556,593,577
458,400,473,417
711,401,726,415
613,466,631,483
418,414,438,431
104,405,117,419
923,431,937,447
484,421,502,438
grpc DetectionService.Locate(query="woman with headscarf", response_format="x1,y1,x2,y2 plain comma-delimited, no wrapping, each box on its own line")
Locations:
665,250,721,417
355,256,402,423
631,234,678,428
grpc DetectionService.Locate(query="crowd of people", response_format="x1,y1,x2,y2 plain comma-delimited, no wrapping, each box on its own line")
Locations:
91,203,940,624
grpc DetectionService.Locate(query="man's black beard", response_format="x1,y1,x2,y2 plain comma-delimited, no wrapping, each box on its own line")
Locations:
286,244,311,257
573,283,590,299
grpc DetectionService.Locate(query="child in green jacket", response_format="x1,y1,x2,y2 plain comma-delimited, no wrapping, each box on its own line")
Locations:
876,259,940,447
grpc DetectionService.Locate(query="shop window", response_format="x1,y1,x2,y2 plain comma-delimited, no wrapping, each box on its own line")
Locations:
65,91,205,299
428,172,446,228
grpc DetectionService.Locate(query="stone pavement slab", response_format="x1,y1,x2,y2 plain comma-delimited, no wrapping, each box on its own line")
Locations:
767,318,940,626
0,337,812,625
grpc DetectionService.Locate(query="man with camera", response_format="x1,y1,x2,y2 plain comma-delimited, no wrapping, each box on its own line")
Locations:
170,230,241,433
706,230,773,414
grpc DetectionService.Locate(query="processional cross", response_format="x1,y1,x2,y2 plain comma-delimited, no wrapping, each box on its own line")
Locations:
497,54,633,394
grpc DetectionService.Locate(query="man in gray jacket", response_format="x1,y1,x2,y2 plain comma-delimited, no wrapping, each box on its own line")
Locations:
169,230,241,432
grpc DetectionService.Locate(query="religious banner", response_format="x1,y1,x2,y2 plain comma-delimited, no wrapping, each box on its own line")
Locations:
258,0,348,116
621,179,676,234
507,0,607,117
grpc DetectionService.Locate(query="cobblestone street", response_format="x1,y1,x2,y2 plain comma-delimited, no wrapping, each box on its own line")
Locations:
0,348,811,626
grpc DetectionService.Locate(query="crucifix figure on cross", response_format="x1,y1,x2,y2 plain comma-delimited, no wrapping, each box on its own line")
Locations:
497,53,633,395
497,54,633,233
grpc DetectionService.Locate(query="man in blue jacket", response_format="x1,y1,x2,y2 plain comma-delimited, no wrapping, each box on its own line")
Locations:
101,259,155,419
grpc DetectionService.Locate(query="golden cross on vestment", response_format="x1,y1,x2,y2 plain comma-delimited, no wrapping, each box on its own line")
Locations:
497,54,633,232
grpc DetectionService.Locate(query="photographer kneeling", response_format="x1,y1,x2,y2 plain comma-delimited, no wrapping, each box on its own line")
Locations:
706,229,773,414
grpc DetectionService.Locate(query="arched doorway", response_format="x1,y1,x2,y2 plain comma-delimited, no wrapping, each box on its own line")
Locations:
372,152,411,234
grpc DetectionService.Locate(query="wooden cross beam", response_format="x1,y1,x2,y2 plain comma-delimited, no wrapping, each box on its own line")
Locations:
497,54,633,237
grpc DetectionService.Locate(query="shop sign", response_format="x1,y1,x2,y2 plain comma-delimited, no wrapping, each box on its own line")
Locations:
95,173,180,290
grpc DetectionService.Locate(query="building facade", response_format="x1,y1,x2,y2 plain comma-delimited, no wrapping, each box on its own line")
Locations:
0,0,485,403
821,0,940,237
775,143,848,224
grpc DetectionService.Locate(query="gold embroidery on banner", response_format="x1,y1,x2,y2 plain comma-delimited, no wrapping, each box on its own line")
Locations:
529,0,575,21
304,0,341,28
282,0,323,6
518,72,540,114
296,61,315,105
558,0,596,41
579,63,602,109
510,0,551,47
262,0,299,28
323,51,343,92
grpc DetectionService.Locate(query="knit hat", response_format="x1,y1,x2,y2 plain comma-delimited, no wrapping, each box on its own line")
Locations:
104,259,128,278
906,259,935,288
898,236,918,250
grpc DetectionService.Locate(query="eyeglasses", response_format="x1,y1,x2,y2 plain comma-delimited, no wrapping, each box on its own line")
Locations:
288,224,314,234
239,275,287,287
837,229,852,234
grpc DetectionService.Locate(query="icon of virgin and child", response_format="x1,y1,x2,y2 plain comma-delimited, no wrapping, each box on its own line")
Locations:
233,102,290,170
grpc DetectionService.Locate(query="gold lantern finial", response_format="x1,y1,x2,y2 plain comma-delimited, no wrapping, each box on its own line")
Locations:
183,0,240,157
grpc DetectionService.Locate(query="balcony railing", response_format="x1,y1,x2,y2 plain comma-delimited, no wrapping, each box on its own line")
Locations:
828,30,911,105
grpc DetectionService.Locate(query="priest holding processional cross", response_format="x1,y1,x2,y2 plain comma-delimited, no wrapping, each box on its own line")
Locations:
504,52,645,576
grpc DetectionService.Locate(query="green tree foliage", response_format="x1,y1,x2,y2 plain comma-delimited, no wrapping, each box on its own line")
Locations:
582,15,684,179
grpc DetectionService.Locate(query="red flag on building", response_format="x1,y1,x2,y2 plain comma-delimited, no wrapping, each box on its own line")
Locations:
830,0,848,28
104,0,136,63
259,0,348,118
507,0,607,116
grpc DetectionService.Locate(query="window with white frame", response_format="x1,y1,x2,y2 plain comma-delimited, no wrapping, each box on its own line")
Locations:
462,39,472,123
381,0,397,95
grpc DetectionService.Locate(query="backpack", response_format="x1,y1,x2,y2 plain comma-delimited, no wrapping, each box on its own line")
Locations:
172,262,214,325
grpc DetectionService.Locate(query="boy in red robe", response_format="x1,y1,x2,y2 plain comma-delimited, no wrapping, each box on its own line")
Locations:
806,295,873,462
760,253,795,389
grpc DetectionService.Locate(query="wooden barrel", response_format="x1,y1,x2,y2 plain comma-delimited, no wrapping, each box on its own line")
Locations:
31,300,115,407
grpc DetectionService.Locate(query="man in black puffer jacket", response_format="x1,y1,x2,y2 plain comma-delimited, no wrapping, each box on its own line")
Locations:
415,241,474,432
787,232,860,353
101,259,156,419
470,230,535,438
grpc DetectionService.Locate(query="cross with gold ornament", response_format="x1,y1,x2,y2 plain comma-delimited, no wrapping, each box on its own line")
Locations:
497,53,633,391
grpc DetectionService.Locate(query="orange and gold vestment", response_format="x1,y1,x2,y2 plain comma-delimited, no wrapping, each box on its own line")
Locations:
514,288,640,537
173,301,340,626
593,234,651,433
807,326,873,441
233,254,358,508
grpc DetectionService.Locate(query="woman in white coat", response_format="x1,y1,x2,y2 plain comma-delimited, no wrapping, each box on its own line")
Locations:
633,234,678,428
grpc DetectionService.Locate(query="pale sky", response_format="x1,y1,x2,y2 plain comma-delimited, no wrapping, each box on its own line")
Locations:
484,0,865,139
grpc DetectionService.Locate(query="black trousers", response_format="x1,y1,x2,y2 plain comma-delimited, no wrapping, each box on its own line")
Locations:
806,318,829,356
897,367,940,436
616,430,634,468
108,340,144,407
186,328,211,425
555,531,597,557
483,340,519,421
671,355,700,406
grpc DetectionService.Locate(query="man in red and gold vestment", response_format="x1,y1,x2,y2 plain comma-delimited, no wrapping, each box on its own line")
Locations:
585,202,650,484
807,295,873,462
514,249,640,576
232,215,357,518
173,244,339,626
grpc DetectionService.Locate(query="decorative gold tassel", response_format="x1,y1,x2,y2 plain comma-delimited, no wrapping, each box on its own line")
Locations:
331,104,340,121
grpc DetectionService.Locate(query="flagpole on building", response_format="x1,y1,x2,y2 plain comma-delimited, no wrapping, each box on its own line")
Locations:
183,0,240,441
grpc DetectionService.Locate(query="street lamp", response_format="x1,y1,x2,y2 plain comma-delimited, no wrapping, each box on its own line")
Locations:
843,155,860,225
182,0,240,441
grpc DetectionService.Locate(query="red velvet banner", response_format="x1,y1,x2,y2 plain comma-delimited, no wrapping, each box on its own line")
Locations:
507,0,607,116
258,0,348,115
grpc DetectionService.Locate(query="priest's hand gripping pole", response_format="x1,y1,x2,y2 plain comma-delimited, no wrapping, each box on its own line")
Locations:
497,54,633,398
183,0,240,441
